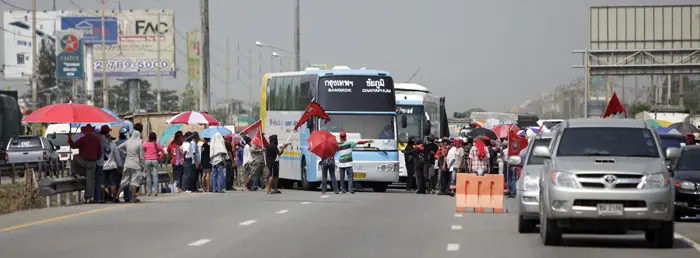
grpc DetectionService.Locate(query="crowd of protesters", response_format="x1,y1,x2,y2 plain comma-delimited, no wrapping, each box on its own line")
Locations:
400,133,513,197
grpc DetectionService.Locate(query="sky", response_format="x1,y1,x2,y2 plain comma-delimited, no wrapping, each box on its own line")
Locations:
1,0,697,113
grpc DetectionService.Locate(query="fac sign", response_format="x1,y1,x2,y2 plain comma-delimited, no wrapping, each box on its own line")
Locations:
135,20,169,34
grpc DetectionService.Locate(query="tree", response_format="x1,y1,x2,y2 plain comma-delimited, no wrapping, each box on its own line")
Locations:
92,79,155,113
159,89,180,112
21,38,73,107
180,84,198,111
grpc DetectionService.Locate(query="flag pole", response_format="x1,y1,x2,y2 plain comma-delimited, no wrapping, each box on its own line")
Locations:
282,98,317,149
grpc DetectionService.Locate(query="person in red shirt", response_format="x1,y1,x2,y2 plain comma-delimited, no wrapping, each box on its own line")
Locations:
168,131,184,192
68,124,103,203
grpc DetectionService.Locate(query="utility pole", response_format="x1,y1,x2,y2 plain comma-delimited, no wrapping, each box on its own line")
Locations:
634,75,638,104
226,38,230,106
31,0,37,113
199,0,211,112
156,11,162,112
293,0,301,71
101,0,109,109
248,49,253,110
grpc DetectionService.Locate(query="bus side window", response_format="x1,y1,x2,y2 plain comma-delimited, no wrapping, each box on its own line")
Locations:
290,75,301,110
300,75,311,106
267,77,276,110
272,76,282,110
307,74,317,101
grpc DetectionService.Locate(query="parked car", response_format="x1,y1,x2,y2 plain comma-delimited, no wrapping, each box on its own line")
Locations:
507,132,554,233
670,145,700,220
5,135,61,174
536,118,678,248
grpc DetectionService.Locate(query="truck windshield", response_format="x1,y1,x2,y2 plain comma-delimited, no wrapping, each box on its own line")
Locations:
675,149,700,171
9,137,42,150
319,114,397,151
396,105,423,143
48,133,71,147
556,128,659,158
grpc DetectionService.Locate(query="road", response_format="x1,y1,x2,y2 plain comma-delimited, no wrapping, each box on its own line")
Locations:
0,188,699,258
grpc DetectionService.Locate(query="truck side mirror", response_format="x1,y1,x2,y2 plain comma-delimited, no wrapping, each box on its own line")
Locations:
307,119,315,131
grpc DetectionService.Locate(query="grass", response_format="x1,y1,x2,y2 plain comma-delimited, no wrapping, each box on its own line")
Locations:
0,184,44,215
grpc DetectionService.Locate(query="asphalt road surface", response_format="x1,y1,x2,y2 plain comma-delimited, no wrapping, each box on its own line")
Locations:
0,188,699,258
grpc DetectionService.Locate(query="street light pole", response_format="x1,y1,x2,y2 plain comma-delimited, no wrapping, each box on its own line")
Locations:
293,0,301,71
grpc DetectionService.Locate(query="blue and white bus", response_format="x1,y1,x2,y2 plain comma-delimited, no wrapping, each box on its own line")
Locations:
260,67,399,192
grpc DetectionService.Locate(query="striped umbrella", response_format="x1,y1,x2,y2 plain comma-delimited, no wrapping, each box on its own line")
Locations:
166,111,220,125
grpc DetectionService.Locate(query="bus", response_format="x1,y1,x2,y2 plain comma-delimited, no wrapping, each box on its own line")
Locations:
260,67,399,192
394,83,442,182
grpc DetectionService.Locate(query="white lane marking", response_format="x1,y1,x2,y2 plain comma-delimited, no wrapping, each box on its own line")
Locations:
276,210,289,214
238,220,257,226
446,243,460,251
301,202,311,204
320,195,329,198
451,225,462,230
188,239,212,247
454,214,463,217
675,233,700,252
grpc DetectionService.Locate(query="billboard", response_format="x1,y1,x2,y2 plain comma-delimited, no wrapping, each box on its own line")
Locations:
60,16,118,45
55,30,84,78
186,29,200,82
92,9,176,77
2,11,62,80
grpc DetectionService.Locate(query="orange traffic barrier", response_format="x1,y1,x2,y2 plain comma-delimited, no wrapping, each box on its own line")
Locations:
455,173,505,213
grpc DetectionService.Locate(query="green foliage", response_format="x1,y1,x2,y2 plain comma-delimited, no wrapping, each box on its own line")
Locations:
180,84,198,111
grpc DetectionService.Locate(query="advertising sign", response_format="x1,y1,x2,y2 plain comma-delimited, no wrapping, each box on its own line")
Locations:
186,29,200,82
60,16,118,45
92,9,176,77
55,30,84,78
2,11,62,80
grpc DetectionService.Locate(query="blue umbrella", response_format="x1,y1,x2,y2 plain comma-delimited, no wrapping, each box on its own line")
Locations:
159,124,184,147
71,108,124,128
200,127,232,139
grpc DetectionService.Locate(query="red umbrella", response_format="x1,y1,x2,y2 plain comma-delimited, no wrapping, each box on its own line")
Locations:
166,111,220,125
308,130,339,159
491,124,519,139
22,103,118,123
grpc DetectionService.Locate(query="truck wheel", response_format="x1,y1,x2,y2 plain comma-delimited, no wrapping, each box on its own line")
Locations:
652,221,674,248
541,213,562,246
518,215,537,233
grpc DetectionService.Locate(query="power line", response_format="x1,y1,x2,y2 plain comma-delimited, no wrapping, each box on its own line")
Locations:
0,0,28,11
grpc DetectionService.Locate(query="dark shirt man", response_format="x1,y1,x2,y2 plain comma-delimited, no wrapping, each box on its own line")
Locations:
68,124,102,202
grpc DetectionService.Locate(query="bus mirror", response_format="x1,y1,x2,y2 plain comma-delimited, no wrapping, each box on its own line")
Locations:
400,115,408,128
50,132,56,139
423,121,431,136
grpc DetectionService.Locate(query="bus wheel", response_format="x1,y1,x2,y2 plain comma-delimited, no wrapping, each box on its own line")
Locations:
372,183,389,192
300,158,316,191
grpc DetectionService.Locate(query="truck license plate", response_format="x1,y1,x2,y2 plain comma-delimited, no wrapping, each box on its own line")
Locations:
597,203,624,216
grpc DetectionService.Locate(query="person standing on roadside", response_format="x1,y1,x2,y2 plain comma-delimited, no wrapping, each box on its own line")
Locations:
402,137,419,192
210,133,228,193
94,125,112,203
180,132,195,193
168,131,184,192
102,135,123,202
115,130,145,203
143,132,165,196
320,154,339,195
337,131,372,194
244,135,266,191
224,135,237,191
264,134,290,194
236,141,245,188
200,137,212,192
468,137,491,176
67,124,102,203
417,135,437,194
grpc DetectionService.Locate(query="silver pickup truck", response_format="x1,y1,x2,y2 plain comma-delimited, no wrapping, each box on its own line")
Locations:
5,135,60,171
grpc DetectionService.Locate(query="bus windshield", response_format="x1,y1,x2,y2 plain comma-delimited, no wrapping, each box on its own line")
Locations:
320,114,397,151
397,105,423,143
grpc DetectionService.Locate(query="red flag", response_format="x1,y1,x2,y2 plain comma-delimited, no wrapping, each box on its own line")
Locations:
239,119,262,139
602,91,627,118
507,129,528,157
294,102,330,131
251,127,268,147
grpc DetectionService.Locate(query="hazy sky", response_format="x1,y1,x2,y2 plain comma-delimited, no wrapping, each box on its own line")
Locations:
1,0,696,113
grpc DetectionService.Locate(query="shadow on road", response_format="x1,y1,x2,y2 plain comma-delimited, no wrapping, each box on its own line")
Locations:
560,235,693,249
